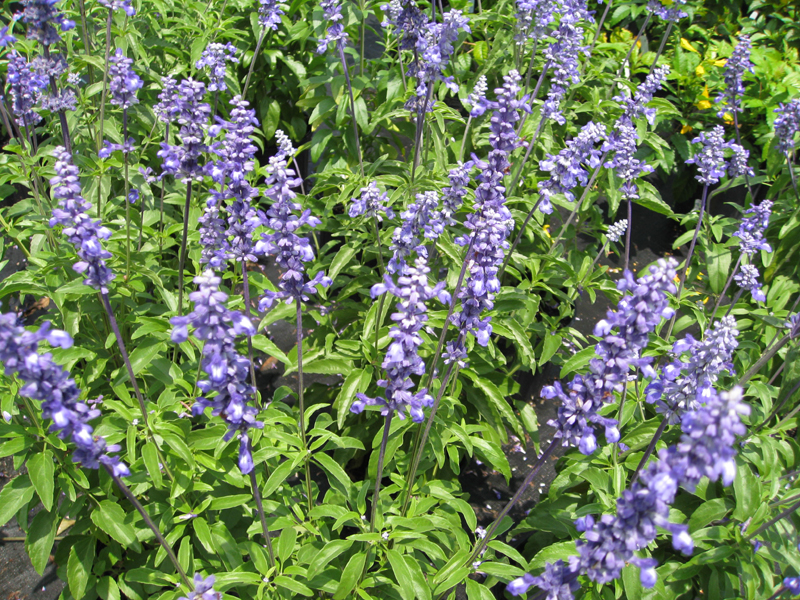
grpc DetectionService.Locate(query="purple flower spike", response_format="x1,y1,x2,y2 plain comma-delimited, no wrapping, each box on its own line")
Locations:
170,271,263,473
350,182,395,221
514,0,558,44
646,315,739,423
734,200,772,255
734,264,766,302
259,0,284,30
317,0,348,54
442,161,474,224
5,51,48,128
49,147,115,292
196,42,239,93
0,312,129,477
108,48,143,109
785,577,800,595
178,574,221,600
19,0,75,46
158,79,211,182
716,35,752,119
545,259,678,454
541,21,587,126
647,0,687,22
774,100,800,155
97,0,135,15
538,121,605,214
351,257,449,422
686,125,736,186
511,387,749,599
388,191,444,274
0,26,17,47
467,75,489,117
256,140,330,309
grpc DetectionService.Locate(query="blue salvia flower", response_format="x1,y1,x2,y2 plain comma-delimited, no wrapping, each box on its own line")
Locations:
0,312,129,477
388,191,443,274
606,219,628,243
5,50,48,128
734,199,773,255
97,0,135,15
543,259,678,454
647,0,687,22
441,161,474,225
734,263,766,302
317,0,347,54
685,125,735,186
446,70,528,364
646,315,739,423
108,48,142,109
178,574,222,600
541,22,586,125
785,577,800,595
381,0,426,52
774,99,800,155
196,42,239,93
350,181,395,221
467,75,489,117
716,35,752,118
407,10,471,104
0,27,17,46
158,79,211,182
258,0,284,30
154,76,180,124
19,0,75,46
171,272,262,474
49,147,115,291
256,143,331,309
514,0,558,45
509,386,750,598
351,257,450,422
34,53,77,114
538,121,605,214
275,129,295,157
198,197,230,269
728,142,754,179
604,67,669,200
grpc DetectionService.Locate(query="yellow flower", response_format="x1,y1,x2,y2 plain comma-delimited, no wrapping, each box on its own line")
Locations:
695,64,706,77
681,38,699,53
696,99,712,110
681,124,693,134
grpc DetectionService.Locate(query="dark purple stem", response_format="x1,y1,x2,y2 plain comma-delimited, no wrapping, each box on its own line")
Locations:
369,412,394,532
624,199,633,271
630,417,668,484
248,470,276,567
177,182,193,318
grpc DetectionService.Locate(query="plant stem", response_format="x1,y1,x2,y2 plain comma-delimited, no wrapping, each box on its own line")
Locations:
710,254,742,322
411,84,435,183
105,466,192,589
360,0,367,77
123,109,132,281
754,379,800,434
400,339,463,517
498,195,544,281
744,497,800,542
521,40,539,99
248,469,276,568
177,183,194,318
243,28,268,97
100,292,149,427
242,264,259,406
369,412,394,532
581,0,611,78
159,123,170,251
549,154,608,249
624,199,632,271
648,21,674,75
467,439,556,563
296,303,314,512
516,60,550,137
338,45,365,177
739,334,791,386
665,184,709,341
42,47,72,153
616,13,650,78
97,10,113,216
724,289,742,318
508,117,545,198
459,115,473,163
372,216,387,353
630,417,668,484
732,104,755,202
786,152,800,205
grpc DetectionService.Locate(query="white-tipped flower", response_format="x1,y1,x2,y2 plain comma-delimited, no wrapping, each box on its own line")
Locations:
607,219,628,243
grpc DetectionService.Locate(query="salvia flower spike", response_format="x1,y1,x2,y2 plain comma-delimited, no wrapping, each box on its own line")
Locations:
196,42,239,93
19,0,75,46
170,271,263,474
178,574,221,600
0,312,129,477
509,387,749,598
351,256,450,422
716,34,752,119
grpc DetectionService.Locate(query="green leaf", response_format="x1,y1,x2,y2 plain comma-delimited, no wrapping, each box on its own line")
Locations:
462,370,524,439
25,508,58,575
560,346,596,379
91,500,141,551
0,474,35,527
97,576,121,600
403,553,432,600
308,539,354,579
250,335,290,365
297,358,352,376
333,552,366,600
705,243,731,294
778,345,800,417
67,537,96,600
336,367,372,429
388,549,415,600
328,244,358,282
528,541,577,570
622,564,644,600
193,518,216,554
473,41,488,64
277,526,298,564
478,562,525,578
141,442,163,489
315,452,354,494
275,575,313,597
264,459,296,497
466,579,494,600
209,494,253,511
540,333,562,366
28,450,55,511
733,460,760,521
471,437,511,481
688,498,730,532
127,341,165,376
